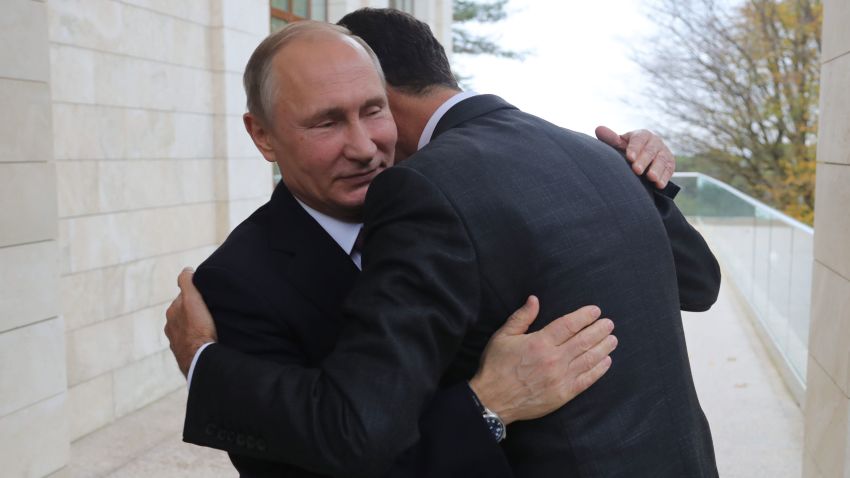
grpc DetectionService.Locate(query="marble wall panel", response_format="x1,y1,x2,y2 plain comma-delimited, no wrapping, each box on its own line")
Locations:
0,318,67,417
52,104,215,161
0,0,50,82
121,0,213,26
0,79,52,163
0,162,58,247
817,55,850,166
67,373,113,440
59,202,217,273
48,0,211,69
60,245,215,331
112,349,184,417
813,163,850,280
0,394,69,478
0,241,60,333
822,0,850,63
804,359,850,477
65,314,134,386
215,0,269,35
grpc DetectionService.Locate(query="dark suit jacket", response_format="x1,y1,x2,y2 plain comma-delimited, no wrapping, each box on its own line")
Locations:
186,95,721,477
187,183,511,477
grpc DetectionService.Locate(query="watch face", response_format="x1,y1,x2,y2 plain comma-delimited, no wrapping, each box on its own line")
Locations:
485,415,505,442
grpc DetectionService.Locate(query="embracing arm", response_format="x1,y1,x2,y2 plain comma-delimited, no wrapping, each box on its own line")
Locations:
184,256,506,476
644,181,721,311
183,292,614,476
177,167,483,477
595,126,720,311
168,167,617,477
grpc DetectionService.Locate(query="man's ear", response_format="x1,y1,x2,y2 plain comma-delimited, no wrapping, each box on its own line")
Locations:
243,113,276,163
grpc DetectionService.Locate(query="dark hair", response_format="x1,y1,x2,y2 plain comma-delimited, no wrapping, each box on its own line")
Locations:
338,8,459,95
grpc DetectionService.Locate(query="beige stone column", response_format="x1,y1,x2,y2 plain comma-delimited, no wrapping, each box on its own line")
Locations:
210,0,273,241
47,0,269,443
0,1,69,477
803,1,850,476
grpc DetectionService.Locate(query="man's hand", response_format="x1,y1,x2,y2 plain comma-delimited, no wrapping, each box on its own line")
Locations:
595,126,675,189
469,296,617,425
164,267,218,377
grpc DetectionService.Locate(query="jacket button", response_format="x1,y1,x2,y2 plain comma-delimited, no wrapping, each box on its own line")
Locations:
216,429,226,441
236,433,246,446
205,424,216,436
226,430,235,443
246,436,255,450
257,439,267,452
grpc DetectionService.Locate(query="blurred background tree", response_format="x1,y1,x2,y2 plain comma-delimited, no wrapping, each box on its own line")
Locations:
636,0,822,224
452,0,528,85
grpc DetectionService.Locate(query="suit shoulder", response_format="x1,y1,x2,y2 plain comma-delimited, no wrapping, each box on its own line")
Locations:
197,201,272,275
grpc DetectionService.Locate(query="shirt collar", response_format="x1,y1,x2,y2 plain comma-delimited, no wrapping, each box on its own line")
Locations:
417,90,479,150
294,198,362,256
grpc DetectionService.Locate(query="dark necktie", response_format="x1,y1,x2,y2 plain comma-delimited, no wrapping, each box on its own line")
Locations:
351,228,364,269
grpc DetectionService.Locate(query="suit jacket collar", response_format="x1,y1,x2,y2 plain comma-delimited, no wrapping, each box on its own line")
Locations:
431,94,517,142
267,182,359,316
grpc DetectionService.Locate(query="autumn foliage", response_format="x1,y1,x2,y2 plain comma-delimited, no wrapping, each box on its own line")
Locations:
637,0,822,224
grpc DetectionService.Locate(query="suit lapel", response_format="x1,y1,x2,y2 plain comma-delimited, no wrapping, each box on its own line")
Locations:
267,183,359,317
431,94,517,141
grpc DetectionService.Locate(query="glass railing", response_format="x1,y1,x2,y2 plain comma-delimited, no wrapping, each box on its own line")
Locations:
673,172,813,395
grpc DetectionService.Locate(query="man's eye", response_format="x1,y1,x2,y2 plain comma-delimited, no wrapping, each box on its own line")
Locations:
315,121,336,128
366,107,382,116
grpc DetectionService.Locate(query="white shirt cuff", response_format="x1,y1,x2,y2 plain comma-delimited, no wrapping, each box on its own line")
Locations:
187,341,216,388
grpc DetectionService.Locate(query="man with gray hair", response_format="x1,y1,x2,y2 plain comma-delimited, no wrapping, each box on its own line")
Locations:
166,14,717,478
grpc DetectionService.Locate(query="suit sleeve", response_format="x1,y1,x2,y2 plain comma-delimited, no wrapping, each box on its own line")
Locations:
387,382,512,477
644,179,721,311
185,166,508,477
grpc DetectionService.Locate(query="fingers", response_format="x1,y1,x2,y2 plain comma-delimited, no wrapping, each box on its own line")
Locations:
165,294,181,322
177,267,194,290
498,295,540,336
623,129,655,175
562,318,615,364
595,125,627,150
645,147,675,188
541,305,602,345
571,354,613,397
177,268,207,307
163,293,182,341
621,129,675,188
598,127,675,188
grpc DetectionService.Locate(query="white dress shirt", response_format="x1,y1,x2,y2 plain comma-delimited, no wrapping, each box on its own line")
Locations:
295,198,364,269
417,90,479,150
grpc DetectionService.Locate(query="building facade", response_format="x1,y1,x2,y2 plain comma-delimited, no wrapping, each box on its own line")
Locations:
803,0,850,476
0,1,451,476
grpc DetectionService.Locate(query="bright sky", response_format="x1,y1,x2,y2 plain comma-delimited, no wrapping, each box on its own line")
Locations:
451,0,657,137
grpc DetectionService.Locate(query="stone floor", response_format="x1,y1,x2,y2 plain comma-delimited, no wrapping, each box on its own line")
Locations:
684,281,803,477
68,280,803,477
68,387,234,478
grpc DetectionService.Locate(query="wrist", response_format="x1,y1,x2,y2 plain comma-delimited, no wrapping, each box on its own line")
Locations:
180,338,212,377
468,376,516,426
468,380,508,443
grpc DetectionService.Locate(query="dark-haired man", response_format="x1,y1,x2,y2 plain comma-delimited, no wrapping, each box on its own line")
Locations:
166,11,720,478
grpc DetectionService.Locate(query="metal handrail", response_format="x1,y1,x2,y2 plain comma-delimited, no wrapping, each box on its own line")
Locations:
673,171,813,402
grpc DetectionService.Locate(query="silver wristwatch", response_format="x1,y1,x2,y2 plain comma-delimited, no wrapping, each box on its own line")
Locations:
469,387,506,443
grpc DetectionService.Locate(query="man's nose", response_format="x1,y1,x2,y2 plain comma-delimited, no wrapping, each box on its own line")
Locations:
343,120,378,163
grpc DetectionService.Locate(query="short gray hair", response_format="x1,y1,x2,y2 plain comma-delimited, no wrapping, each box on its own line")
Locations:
243,21,385,125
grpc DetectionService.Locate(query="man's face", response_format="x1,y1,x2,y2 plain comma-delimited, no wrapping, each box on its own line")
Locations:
263,34,396,222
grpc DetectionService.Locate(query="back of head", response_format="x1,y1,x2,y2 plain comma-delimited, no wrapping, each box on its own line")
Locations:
338,8,459,95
